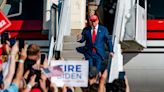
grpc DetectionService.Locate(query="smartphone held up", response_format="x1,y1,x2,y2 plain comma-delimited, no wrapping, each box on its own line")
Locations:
19,39,25,52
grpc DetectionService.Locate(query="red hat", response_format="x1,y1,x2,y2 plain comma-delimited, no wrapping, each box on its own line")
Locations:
30,88,41,92
89,15,98,22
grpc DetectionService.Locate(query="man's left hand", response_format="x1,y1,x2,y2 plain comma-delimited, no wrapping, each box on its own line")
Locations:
109,52,114,58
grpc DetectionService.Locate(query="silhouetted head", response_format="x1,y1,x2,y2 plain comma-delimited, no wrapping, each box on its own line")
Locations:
112,79,126,92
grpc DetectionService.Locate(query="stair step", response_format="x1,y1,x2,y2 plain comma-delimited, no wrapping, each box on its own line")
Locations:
62,57,84,60
26,40,49,47
71,29,82,36
63,42,85,50
62,49,110,58
61,50,84,58
64,36,77,42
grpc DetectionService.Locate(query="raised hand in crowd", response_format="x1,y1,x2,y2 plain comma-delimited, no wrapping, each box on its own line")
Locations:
125,76,130,92
10,41,19,55
62,85,67,92
19,70,30,90
50,83,58,92
39,74,48,92
23,75,37,92
5,40,11,55
3,41,19,89
62,85,74,92
24,70,30,82
8,43,27,92
19,44,28,60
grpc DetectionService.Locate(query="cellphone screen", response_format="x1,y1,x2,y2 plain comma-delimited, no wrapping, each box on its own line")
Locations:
41,53,46,64
1,32,9,44
119,71,125,80
10,38,16,47
19,39,24,51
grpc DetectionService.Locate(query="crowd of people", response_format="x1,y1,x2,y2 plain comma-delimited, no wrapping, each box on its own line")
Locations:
0,32,130,92
0,38,58,92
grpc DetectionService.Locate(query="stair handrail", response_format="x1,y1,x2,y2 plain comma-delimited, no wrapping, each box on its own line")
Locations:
108,0,126,83
47,3,57,64
55,0,71,51
48,36,55,65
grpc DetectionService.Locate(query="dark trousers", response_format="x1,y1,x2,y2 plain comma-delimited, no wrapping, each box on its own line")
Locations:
86,52,103,72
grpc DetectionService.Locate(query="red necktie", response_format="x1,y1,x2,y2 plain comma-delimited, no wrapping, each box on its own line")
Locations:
92,28,96,53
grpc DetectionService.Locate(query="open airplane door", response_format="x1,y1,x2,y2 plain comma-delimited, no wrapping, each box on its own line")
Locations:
121,0,147,51
109,0,147,83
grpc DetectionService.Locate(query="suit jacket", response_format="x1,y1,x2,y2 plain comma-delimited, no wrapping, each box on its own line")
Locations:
77,25,113,60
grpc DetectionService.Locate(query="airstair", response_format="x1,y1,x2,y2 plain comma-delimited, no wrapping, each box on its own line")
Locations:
1,0,147,83
48,0,147,83
51,0,164,91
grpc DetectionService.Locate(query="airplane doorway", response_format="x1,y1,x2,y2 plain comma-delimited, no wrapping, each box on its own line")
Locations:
7,0,43,20
95,0,117,35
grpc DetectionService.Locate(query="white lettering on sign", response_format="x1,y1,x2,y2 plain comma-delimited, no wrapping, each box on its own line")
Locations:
0,20,6,28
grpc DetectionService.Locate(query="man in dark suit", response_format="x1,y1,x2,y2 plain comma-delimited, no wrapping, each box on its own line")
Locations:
76,15,114,72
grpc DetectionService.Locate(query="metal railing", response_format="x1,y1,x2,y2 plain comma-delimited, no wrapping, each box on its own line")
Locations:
48,4,58,64
108,0,126,83
48,0,71,63
55,0,71,51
